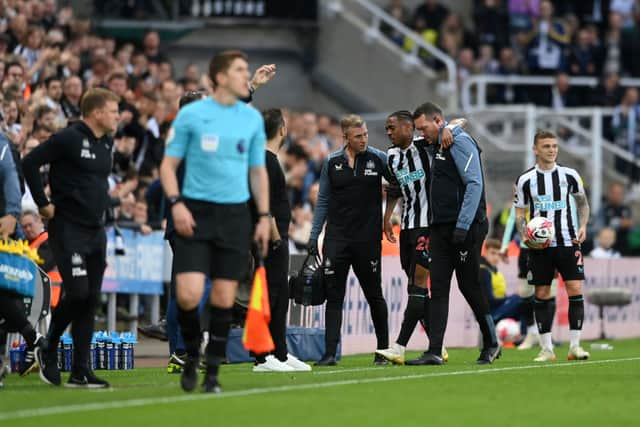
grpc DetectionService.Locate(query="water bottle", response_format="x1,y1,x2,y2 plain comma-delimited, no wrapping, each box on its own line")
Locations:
110,333,121,370
56,337,63,369
105,335,114,370
590,343,614,350
9,341,21,373
120,335,131,370
96,332,106,370
62,335,73,372
90,334,97,370
19,342,26,370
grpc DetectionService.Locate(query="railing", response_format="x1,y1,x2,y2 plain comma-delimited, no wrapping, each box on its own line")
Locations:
462,74,640,112
329,0,458,111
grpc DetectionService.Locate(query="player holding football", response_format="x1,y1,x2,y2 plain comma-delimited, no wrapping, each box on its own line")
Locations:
513,130,590,362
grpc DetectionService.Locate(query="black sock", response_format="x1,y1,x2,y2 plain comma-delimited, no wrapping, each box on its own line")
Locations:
534,298,554,334
205,306,232,376
397,286,428,346
568,295,584,330
177,306,201,358
47,299,77,353
20,324,37,350
520,296,535,327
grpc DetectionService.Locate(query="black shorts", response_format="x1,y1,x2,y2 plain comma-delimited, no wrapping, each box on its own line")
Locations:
173,200,252,281
527,245,585,285
517,247,529,279
399,227,430,275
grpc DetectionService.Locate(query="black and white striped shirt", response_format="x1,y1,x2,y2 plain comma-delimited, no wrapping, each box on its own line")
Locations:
513,164,584,247
387,141,430,230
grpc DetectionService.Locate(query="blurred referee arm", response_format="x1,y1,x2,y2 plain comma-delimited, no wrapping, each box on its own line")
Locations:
308,159,331,254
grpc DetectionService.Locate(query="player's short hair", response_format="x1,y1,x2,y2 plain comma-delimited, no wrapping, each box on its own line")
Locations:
81,88,120,117
340,114,365,133
485,239,501,251
262,108,284,140
208,50,248,89
413,102,443,120
388,110,414,125
533,130,557,145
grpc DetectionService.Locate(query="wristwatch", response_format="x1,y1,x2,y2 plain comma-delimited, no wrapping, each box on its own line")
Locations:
167,195,184,208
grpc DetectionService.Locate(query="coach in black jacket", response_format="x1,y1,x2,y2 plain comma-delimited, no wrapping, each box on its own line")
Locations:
23,88,120,388
408,102,500,366
309,114,392,366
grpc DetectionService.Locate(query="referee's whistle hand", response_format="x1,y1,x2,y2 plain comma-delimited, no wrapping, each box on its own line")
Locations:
172,203,196,237
254,217,270,257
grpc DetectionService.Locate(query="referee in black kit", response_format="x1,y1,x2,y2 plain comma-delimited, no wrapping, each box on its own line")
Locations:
23,88,121,388
309,114,392,366
408,102,500,365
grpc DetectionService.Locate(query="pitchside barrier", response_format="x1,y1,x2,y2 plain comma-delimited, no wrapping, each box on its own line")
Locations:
101,234,640,354
287,255,640,355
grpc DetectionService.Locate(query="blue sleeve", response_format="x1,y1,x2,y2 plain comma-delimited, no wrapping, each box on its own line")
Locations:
310,160,331,240
164,109,191,159
249,113,266,167
450,133,483,230
0,139,22,217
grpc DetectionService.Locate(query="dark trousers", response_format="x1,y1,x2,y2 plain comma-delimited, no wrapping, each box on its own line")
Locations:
46,218,106,372
255,239,289,362
322,239,388,357
428,220,496,354
0,289,37,348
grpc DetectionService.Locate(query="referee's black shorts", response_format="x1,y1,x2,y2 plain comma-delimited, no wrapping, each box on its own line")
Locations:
173,199,252,281
528,245,585,285
399,227,430,275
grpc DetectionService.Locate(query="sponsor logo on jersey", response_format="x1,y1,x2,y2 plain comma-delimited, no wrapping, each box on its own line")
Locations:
534,194,566,211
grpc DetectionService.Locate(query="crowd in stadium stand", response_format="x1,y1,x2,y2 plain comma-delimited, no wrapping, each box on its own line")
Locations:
0,1,638,323
385,0,640,184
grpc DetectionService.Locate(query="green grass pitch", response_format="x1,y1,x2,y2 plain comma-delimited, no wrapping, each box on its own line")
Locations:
1,339,639,427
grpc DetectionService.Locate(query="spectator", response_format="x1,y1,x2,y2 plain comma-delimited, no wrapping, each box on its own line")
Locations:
589,227,622,258
524,0,570,75
413,0,450,33
474,0,509,51
382,0,412,46
457,48,476,87
610,0,637,28
596,182,634,254
621,4,640,77
491,46,527,104
20,210,56,271
142,30,167,64
13,25,44,70
545,72,580,108
611,87,640,183
60,75,83,120
480,239,521,322
568,27,598,76
508,0,540,32
601,12,624,76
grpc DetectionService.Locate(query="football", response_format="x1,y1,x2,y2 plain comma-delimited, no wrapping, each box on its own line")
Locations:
526,216,555,248
496,318,522,344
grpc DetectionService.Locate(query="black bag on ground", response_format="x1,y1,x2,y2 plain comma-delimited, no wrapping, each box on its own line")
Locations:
289,253,325,306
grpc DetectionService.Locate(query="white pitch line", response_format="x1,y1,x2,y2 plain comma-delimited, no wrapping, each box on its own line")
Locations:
1,357,638,421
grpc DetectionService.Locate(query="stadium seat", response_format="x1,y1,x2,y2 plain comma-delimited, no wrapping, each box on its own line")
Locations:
585,288,633,339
